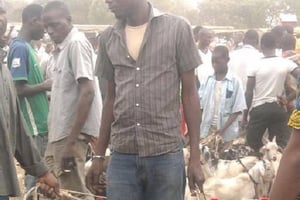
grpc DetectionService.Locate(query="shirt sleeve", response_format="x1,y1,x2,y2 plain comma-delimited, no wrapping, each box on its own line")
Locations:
9,44,29,81
176,18,202,73
69,39,94,81
286,58,298,72
95,28,114,81
246,59,259,77
231,78,247,113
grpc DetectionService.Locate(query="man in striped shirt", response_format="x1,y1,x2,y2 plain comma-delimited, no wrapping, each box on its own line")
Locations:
86,0,205,199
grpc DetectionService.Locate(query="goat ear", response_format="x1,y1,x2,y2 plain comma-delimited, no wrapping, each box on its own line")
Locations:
272,136,277,143
262,134,270,145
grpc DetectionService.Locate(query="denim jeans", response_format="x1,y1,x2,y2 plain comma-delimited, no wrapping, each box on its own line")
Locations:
0,196,8,200
106,150,185,200
25,135,48,192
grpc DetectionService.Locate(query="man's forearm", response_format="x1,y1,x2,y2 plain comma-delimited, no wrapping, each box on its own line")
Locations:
94,96,114,156
182,93,201,158
15,82,48,97
68,84,94,143
219,112,240,132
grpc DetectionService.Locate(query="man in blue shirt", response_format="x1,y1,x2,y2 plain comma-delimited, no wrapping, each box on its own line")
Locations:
199,46,246,143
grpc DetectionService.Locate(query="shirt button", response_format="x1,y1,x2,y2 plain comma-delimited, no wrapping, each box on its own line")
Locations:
136,84,140,87
136,123,141,126
127,55,130,58
136,103,140,107
136,67,140,71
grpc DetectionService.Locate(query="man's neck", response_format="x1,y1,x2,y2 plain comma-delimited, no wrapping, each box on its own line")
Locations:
18,27,32,43
263,49,276,57
215,69,227,81
199,45,209,54
126,2,150,26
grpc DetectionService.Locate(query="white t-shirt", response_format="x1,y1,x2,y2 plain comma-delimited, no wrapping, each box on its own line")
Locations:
125,23,148,61
212,81,222,126
247,56,297,108
196,49,214,84
229,45,262,91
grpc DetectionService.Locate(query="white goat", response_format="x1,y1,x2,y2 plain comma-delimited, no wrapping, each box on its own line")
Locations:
200,159,274,200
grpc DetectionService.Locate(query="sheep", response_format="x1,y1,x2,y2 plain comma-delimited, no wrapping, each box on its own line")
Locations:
200,159,274,200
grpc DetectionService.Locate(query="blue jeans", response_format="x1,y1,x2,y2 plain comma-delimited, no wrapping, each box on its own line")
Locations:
0,196,9,200
106,150,185,200
25,135,48,191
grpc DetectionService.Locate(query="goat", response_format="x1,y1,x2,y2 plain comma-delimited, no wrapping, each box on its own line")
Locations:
200,159,274,200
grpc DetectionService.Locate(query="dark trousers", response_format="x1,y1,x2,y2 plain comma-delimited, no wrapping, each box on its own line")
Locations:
246,102,289,151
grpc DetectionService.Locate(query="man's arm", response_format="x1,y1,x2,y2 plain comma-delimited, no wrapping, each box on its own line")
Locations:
216,112,241,135
14,100,59,197
181,69,205,192
61,78,95,170
243,76,255,124
86,80,115,194
14,79,52,97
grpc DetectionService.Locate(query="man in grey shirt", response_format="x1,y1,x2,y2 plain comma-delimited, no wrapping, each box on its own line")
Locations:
86,0,205,199
42,1,102,199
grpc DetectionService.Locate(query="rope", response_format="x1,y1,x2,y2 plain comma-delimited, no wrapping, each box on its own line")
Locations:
24,186,107,200
236,157,259,199
195,185,207,200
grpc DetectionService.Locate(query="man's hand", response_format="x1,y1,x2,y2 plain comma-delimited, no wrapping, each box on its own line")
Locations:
42,79,53,91
86,159,106,195
215,128,225,136
60,141,77,173
38,171,60,199
187,156,205,194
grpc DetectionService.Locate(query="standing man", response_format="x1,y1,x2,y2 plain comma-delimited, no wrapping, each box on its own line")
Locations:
0,6,59,200
42,1,102,199
229,30,261,130
196,27,214,84
7,4,51,191
199,46,246,144
86,0,204,200
245,32,298,151
229,29,261,91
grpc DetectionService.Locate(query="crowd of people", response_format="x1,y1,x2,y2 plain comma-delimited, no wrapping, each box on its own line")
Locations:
1,0,300,200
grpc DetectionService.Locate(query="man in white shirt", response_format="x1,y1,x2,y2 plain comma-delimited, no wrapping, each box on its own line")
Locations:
196,27,214,84
245,32,298,151
229,30,261,91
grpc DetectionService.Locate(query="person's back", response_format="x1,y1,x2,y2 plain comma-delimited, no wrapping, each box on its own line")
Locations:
229,30,261,91
251,56,296,108
245,32,297,151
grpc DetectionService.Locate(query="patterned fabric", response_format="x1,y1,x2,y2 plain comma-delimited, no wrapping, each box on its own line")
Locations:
96,4,201,156
288,110,300,129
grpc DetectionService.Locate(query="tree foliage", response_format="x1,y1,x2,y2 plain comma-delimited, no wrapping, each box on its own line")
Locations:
2,0,300,29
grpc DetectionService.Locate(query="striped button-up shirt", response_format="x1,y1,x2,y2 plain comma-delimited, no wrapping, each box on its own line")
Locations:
97,5,201,156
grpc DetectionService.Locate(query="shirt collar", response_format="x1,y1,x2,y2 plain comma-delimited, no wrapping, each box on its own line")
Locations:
55,27,78,51
208,70,234,81
242,44,256,50
113,2,164,32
